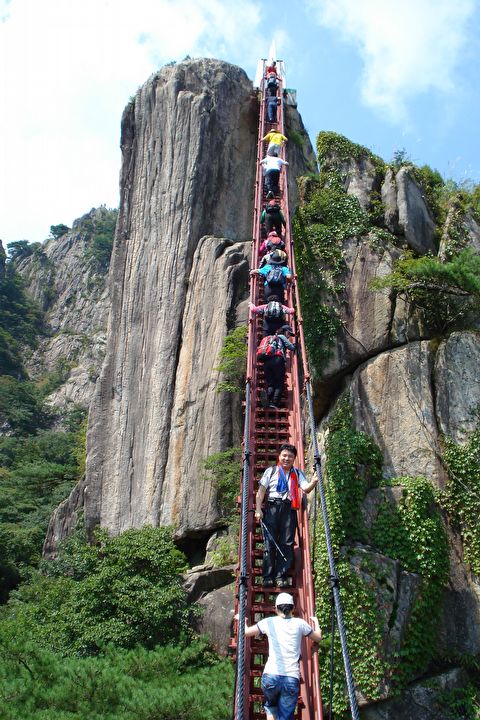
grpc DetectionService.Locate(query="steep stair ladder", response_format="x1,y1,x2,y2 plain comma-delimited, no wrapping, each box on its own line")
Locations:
231,60,323,720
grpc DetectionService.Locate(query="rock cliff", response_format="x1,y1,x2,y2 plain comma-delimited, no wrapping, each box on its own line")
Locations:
16,207,115,411
45,58,315,554
297,132,480,715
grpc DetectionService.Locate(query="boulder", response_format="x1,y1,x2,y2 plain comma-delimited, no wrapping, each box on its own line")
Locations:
361,668,470,720
346,544,420,675
183,563,235,603
395,167,437,254
434,331,480,445
322,236,411,380
195,582,236,655
439,200,480,260
381,168,401,235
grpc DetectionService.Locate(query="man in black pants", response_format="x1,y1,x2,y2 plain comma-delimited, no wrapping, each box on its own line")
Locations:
255,444,318,587
259,325,295,408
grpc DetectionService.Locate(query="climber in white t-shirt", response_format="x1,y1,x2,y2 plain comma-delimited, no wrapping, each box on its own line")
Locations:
244,592,322,720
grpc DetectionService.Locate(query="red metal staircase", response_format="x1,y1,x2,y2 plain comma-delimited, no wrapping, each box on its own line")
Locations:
232,60,323,720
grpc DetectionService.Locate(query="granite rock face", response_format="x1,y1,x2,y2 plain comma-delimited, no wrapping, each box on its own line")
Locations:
322,235,419,386
351,341,446,487
434,331,480,445
361,668,469,720
16,207,114,411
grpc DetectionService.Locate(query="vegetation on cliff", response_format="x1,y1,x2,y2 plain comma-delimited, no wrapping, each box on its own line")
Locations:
314,398,450,715
0,526,233,720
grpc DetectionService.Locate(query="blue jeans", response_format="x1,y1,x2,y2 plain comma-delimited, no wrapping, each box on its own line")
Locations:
261,673,300,720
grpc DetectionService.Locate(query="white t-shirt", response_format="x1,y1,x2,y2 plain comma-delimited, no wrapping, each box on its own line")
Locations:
261,156,288,172
256,616,313,678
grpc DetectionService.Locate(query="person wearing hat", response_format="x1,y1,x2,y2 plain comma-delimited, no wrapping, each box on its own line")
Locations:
250,251,292,303
262,130,288,157
255,443,318,583
244,592,322,720
260,248,288,269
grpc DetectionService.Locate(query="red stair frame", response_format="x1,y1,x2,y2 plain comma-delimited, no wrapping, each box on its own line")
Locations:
232,60,323,720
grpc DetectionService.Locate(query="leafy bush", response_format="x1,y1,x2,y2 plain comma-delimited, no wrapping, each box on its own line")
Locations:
215,325,247,393
0,259,44,377
314,397,449,714
0,426,83,599
203,447,241,520
441,424,480,575
0,377,50,434
4,526,193,655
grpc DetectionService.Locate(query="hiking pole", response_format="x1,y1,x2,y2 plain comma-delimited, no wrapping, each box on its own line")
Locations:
261,520,287,561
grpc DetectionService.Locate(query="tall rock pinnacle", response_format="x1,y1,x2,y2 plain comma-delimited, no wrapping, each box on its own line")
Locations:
44,58,315,556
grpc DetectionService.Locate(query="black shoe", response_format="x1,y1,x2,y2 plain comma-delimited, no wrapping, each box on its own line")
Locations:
260,390,268,408
263,578,274,587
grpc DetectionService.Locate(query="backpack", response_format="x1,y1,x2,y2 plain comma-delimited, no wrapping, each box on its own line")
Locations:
266,238,285,253
266,266,284,286
257,335,284,361
264,301,284,320
266,201,280,215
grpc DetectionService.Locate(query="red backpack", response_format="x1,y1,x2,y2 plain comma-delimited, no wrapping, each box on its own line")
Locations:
257,335,284,361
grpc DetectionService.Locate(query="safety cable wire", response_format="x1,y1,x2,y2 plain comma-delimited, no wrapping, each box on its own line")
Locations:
329,579,336,720
305,382,360,720
312,484,318,570
234,380,252,720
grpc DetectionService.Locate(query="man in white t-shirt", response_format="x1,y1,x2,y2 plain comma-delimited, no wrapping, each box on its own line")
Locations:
260,155,289,195
244,592,322,720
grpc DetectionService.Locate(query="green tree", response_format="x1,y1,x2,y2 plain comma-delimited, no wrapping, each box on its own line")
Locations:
6,240,33,261
5,526,193,654
0,377,50,434
49,223,70,240
371,248,480,332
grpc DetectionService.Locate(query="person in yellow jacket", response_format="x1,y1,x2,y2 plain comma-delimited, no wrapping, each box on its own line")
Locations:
263,130,288,157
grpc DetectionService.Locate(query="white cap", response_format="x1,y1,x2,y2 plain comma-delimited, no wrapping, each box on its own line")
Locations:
276,592,294,606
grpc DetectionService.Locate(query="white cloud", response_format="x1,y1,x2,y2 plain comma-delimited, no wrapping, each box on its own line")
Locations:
0,0,265,243
306,0,475,120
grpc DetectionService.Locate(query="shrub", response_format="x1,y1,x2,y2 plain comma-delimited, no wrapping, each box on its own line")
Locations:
214,325,247,393
5,526,193,655
0,634,234,720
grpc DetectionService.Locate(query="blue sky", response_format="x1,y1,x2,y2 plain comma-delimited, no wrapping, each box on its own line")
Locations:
1,0,479,243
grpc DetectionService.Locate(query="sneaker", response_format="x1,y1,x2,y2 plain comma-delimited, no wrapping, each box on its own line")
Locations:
266,191,274,199
268,403,278,409
263,578,274,587
276,577,289,588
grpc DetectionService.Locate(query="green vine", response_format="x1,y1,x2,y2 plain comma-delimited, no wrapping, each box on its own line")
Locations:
314,397,449,715
440,423,480,575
